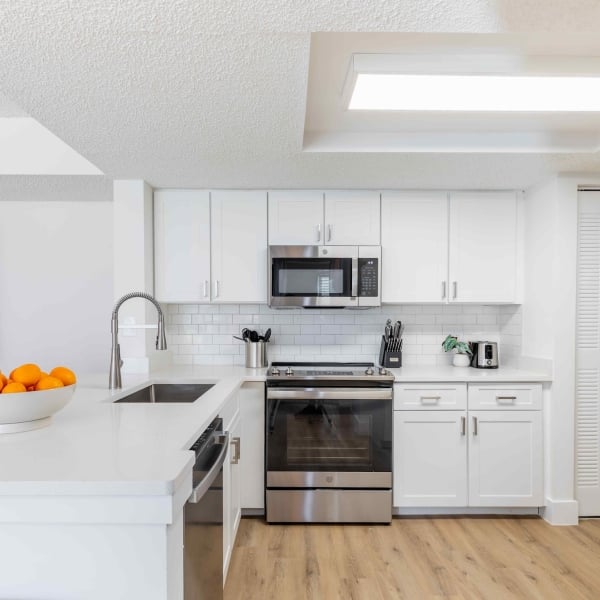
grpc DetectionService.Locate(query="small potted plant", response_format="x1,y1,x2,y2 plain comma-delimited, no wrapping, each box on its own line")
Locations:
442,334,472,367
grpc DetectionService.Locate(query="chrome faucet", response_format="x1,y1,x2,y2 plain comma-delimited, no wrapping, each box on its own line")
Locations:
109,291,167,389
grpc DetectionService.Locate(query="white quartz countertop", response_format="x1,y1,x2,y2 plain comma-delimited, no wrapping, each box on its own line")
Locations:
0,366,267,498
0,363,549,499
389,365,552,382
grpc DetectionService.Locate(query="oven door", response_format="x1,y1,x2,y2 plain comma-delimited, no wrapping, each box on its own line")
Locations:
266,386,392,488
269,245,358,308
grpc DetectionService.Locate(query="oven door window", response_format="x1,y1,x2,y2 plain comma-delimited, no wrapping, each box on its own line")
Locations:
266,397,391,472
271,258,352,297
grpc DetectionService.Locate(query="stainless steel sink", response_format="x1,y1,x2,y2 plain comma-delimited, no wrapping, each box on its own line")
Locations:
114,383,215,404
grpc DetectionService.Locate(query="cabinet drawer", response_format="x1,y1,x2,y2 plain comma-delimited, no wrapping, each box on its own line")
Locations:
468,383,542,410
394,383,467,410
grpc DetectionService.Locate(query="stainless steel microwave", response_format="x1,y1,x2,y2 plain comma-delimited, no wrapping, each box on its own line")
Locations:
268,245,381,308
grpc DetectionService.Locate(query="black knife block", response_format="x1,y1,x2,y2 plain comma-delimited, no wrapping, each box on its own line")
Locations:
378,336,402,368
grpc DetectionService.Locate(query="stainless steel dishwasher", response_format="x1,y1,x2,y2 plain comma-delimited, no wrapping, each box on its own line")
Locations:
184,417,228,600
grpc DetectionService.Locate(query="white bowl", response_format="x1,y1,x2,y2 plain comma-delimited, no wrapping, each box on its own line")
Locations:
0,384,76,433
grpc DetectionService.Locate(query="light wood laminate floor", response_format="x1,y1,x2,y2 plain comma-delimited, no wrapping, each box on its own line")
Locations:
225,516,600,600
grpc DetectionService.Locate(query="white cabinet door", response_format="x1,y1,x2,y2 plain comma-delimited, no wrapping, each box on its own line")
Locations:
382,192,448,302
154,189,211,303
211,190,267,303
268,191,324,245
324,191,381,245
448,191,518,303
468,410,543,507
394,411,468,507
239,383,265,510
223,411,241,582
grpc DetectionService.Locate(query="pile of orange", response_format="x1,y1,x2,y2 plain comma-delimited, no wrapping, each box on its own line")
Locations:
0,364,76,394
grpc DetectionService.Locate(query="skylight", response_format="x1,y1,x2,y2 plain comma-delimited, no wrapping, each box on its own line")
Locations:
349,74,600,112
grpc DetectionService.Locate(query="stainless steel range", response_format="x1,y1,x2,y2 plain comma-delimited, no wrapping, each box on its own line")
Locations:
265,361,393,523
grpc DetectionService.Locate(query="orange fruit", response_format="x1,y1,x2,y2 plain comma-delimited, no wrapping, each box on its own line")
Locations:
10,364,42,387
0,371,6,387
35,376,64,391
49,366,76,386
2,382,27,394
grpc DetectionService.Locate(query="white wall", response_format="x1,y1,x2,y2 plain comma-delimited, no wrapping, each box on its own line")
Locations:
522,177,557,360
0,200,113,374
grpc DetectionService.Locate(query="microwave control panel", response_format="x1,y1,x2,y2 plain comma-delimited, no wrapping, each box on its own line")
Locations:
358,258,379,297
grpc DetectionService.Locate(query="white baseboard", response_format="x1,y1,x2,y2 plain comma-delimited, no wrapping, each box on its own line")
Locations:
393,507,540,517
540,498,579,525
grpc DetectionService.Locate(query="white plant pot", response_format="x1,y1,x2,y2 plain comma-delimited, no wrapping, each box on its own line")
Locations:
453,353,471,367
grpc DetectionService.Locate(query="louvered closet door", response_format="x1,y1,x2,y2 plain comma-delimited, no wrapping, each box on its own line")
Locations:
576,191,600,516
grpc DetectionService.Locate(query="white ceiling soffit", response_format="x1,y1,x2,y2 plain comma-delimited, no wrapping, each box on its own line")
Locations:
0,92,102,175
304,33,600,153
0,117,103,175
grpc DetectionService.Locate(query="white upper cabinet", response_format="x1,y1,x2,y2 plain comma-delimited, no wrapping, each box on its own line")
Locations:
449,191,518,303
268,190,381,246
154,190,267,303
324,191,381,245
382,192,448,303
381,190,519,304
268,191,324,245
154,189,211,303
211,190,267,303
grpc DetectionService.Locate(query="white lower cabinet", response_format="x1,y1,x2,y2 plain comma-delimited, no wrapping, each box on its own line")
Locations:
394,411,467,507
239,383,265,510
223,405,241,582
468,410,543,506
393,383,544,509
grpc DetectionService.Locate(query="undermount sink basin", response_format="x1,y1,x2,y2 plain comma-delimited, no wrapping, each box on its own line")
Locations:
114,383,215,404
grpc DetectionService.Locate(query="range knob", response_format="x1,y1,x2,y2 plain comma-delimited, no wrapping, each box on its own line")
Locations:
379,367,388,376
286,366,294,376
271,367,280,376
365,367,374,376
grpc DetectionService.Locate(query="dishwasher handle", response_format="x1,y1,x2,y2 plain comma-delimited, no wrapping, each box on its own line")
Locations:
188,432,229,504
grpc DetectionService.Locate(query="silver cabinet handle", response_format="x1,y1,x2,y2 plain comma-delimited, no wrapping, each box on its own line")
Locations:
420,395,441,405
461,416,466,436
327,224,332,242
317,224,321,242
203,280,209,298
442,281,447,300
453,281,457,299
496,395,517,404
214,280,219,298
472,416,478,435
230,436,241,464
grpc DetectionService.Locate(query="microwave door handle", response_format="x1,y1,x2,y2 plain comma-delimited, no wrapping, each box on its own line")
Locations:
351,257,358,298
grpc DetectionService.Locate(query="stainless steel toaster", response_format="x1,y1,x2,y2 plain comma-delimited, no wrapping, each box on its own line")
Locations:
469,341,499,369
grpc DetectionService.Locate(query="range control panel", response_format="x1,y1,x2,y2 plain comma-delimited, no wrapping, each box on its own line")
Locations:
358,258,379,297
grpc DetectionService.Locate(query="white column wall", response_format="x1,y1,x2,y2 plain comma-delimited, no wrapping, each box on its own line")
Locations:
522,173,600,524
113,180,170,372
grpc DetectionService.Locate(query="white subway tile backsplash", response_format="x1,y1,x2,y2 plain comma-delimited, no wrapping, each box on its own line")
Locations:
166,303,522,366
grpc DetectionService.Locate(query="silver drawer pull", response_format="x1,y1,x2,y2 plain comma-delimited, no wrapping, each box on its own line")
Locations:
420,396,441,404
461,416,466,436
472,416,478,435
496,395,517,404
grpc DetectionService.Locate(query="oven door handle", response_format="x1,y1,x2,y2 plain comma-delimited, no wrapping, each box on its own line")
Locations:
188,432,229,504
266,388,393,401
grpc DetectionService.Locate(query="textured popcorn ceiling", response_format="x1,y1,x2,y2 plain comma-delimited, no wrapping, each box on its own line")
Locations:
1,1,600,190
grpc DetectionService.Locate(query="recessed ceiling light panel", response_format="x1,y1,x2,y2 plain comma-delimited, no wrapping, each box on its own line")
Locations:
349,73,600,112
